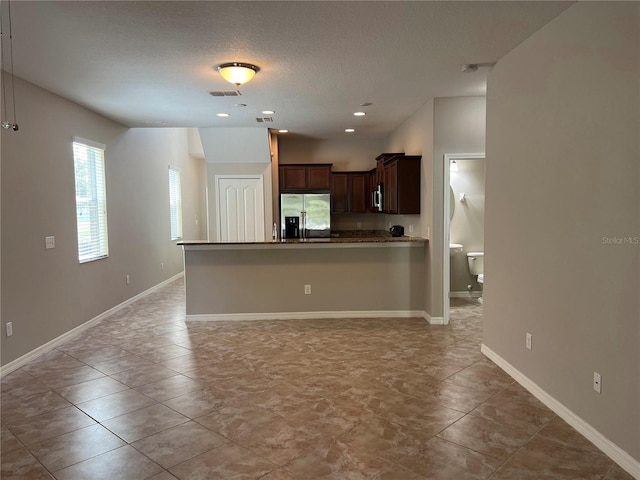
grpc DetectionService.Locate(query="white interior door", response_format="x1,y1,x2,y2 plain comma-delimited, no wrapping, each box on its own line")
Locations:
216,176,265,242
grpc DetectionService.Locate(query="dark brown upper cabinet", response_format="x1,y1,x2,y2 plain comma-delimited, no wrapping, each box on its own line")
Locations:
380,154,421,215
279,164,332,192
331,172,370,213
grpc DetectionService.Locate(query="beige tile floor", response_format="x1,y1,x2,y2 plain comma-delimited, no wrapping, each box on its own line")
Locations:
0,280,633,479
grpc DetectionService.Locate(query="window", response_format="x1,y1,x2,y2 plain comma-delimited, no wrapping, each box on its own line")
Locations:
73,138,109,263
169,166,183,240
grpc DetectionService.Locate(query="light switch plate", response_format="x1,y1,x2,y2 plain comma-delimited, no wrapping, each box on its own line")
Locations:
45,236,55,249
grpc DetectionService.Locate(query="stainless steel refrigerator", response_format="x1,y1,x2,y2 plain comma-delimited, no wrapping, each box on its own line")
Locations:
280,193,331,239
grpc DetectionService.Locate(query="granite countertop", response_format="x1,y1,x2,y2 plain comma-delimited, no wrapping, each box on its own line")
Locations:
178,230,426,247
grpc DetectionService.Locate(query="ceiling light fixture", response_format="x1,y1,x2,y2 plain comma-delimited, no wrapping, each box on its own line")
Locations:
216,62,260,86
216,113,230,118
353,112,366,117
262,110,275,115
450,160,459,172
278,129,289,133
345,128,355,133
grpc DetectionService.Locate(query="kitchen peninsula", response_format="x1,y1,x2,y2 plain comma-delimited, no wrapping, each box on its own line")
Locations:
179,233,428,322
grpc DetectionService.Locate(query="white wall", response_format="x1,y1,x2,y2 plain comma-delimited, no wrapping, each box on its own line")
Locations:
1,77,206,366
484,1,639,467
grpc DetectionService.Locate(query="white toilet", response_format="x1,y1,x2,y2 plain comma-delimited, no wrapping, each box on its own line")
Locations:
467,252,484,302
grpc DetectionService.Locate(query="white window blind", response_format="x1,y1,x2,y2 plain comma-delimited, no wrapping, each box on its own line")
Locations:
73,138,109,263
169,166,183,240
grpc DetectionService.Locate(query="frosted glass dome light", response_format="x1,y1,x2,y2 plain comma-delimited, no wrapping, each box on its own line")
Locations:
217,62,260,86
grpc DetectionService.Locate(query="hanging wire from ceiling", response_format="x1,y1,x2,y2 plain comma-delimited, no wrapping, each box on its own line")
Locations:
1,0,19,132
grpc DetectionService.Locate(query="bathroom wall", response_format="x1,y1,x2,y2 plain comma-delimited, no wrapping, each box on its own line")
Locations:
450,158,485,293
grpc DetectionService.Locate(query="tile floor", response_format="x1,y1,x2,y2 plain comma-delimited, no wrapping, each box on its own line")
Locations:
0,280,633,479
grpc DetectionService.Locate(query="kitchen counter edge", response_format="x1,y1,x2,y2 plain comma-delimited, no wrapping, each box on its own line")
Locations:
178,236,427,250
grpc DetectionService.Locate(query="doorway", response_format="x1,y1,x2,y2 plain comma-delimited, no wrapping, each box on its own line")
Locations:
216,175,265,242
442,153,485,325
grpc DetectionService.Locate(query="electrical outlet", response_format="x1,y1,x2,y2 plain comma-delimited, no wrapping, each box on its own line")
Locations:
526,333,532,351
45,236,55,249
304,284,311,295
6,322,13,337
593,372,602,393
409,224,414,233
126,274,130,285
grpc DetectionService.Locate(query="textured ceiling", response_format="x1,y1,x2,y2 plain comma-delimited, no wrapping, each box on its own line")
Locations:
7,1,571,139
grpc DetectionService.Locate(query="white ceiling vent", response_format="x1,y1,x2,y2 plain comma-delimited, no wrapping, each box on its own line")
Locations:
209,90,242,97
255,117,274,123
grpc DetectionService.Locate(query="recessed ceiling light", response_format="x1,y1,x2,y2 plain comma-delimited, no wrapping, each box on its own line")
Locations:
234,103,247,107
345,128,355,133
278,129,289,133
262,110,275,115
216,113,230,117
353,112,366,117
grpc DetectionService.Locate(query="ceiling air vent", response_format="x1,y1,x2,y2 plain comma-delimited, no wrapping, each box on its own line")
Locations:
209,90,242,97
255,117,274,123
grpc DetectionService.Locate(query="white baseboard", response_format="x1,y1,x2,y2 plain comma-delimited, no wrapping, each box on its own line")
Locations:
187,310,429,322
427,316,445,325
0,273,184,378
481,344,640,479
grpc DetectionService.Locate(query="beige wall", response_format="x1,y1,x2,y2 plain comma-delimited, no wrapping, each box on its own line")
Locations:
278,136,383,171
385,97,486,318
184,245,426,316
1,77,206,366
432,98,486,315
484,2,639,463
385,99,434,315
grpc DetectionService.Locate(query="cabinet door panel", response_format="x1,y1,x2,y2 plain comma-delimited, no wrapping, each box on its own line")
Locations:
349,174,368,213
384,162,398,214
331,174,349,213
308,166,331,190
280,166,307,190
